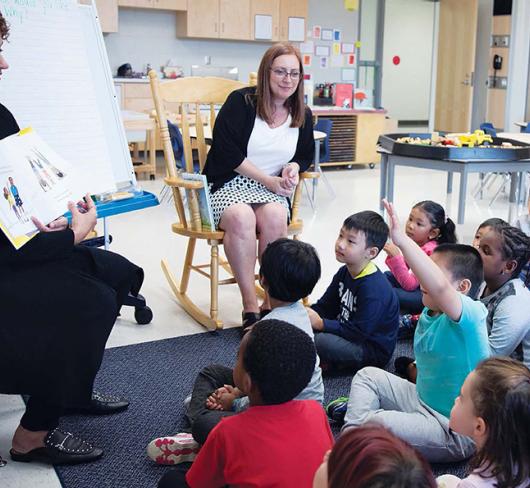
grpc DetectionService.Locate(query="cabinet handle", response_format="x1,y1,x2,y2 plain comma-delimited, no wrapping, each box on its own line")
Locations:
214,22,218,32
221,22,224,33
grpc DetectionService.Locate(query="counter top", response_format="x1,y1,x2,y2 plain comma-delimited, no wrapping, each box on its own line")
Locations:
114,77,150,83
312,107,387,115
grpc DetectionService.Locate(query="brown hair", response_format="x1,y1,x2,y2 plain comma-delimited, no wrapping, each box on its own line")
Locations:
254,43,305,128
469,357,530,488
0,11,9,41
328,425,436,488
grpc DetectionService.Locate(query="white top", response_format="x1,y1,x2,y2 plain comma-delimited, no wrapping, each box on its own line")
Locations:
246,115,298,176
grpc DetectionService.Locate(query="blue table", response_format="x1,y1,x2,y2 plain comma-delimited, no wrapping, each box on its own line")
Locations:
67,190,159,249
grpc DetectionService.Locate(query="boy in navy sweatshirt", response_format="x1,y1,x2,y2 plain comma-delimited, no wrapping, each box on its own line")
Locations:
308,211,399,372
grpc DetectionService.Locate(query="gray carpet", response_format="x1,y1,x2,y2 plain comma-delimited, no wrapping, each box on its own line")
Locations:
54,329,467,488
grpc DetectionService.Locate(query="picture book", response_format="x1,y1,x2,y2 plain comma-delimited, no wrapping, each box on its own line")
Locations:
0,128,84,249
334,83,353,109
181,172,216,232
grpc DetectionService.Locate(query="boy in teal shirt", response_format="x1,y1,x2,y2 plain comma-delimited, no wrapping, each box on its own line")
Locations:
341,200,490,463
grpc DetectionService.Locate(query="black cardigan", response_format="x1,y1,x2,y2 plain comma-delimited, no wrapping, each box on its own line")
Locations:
203,86,315,192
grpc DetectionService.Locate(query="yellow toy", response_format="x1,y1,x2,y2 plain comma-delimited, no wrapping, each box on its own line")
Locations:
448,130,493,147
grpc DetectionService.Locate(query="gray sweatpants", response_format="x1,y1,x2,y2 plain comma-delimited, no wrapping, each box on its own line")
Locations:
342,367,475,463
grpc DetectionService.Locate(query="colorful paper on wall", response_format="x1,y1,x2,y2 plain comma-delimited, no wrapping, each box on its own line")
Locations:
342,68,356,81
321,29,333,41
315,45,330,56
299,41,314,54
320,57,329,69
312,25,321,39
332,42,341,55
303,54,312,67
346,54,355,65
341,43,355,53
344,0,359,10
333,29,341,41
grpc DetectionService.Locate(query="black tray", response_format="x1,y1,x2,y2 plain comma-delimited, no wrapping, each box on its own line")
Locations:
378,133,530,161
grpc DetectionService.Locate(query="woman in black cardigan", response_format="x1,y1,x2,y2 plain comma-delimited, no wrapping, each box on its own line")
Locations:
0,13,143,465
203,43,314,331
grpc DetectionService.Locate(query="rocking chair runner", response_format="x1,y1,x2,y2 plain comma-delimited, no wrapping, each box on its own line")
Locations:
149,70,318,330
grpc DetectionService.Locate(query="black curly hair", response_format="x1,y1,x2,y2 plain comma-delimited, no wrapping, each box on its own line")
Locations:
0,11,9,41
260,238,321,302
493,225,530,280
243,319,316,405
343,211,389,255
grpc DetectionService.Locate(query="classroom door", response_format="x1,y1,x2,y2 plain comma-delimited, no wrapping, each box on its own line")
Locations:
434,0,478,132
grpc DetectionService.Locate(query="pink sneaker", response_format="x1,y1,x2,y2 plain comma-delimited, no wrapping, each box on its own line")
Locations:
146,433,200,465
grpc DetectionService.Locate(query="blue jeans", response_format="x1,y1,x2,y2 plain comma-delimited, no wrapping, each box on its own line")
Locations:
314,332,365,370
384,271,423,315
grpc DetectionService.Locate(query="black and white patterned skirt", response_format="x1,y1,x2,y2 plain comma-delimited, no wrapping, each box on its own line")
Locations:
210,174,290,229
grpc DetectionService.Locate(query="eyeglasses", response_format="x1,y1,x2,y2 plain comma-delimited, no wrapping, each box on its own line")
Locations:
270,68,301,80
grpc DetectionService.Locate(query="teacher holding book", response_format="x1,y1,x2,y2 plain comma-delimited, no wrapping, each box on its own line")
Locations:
203,43,314,333
0,11,144,466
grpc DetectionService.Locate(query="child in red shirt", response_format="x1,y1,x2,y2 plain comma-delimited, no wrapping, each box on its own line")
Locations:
157,320,334,488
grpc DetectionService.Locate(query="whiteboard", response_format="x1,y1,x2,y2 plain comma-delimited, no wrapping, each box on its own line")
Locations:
0,0,135,194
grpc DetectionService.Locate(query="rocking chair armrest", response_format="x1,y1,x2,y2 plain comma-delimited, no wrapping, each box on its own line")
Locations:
164,176,204,190
299,171,320,180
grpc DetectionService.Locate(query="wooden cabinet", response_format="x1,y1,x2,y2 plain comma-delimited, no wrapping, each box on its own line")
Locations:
80,0,118,33
250,0,279,41
118,0,186,11
279,0,306,42
313,110,386,166
178,0,219,38
220,0,251,40
177,0,250,40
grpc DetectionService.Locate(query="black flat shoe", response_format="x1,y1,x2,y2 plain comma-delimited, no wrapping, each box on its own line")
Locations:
10,428,103,465
240,312,261,337
63,391,129,416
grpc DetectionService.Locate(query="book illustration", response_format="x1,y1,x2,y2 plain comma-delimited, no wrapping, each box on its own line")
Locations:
180,172,215,232
0,128,84,249
3,178,29,222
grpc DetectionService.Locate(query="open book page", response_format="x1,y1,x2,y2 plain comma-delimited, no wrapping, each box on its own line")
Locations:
0,128,84,249
181,173,216,232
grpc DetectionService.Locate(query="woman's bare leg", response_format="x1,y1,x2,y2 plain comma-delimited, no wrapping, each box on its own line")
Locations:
255,202,288,310
219,204,259,314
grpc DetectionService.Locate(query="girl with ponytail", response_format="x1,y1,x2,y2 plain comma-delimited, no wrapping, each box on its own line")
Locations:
384,200,457,315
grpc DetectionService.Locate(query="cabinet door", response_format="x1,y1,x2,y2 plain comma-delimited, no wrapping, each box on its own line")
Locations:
220,0,250,40
250,0,279,41
94,0,118,32
279,0,306,42
149,0,187,10
186,0,220,38
118,0,152,7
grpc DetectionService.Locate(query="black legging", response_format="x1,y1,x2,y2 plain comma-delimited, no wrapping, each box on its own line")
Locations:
20,396,63,432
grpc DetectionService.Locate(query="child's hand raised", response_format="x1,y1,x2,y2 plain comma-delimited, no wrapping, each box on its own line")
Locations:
383,199,407,247
383,242,401,258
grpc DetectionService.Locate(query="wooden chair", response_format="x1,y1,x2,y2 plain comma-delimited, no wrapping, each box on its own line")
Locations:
149,71,318,330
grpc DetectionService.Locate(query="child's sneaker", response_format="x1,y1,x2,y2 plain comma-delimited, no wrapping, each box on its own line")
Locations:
147,432,200,465
397,314,419,339
325,396,349,424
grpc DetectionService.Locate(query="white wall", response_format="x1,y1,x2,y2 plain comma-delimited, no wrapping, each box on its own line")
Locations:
104,8,269,83
104,2,358,87
381,0,435,122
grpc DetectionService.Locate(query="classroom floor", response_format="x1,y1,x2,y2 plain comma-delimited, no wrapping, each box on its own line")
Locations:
1,159,524,488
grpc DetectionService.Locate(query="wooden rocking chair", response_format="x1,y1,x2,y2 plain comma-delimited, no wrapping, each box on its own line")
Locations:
149,70,318,330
